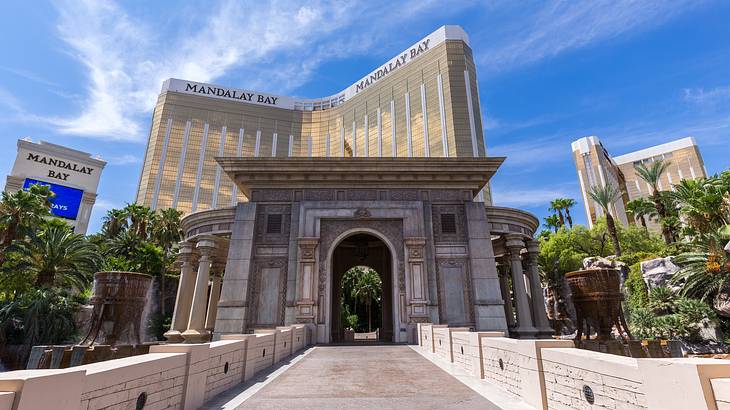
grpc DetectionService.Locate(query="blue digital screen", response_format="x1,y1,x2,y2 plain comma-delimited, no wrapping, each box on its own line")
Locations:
23,178,84,220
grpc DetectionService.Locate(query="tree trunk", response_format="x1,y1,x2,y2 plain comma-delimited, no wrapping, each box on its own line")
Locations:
160,265,166,316
367,300,372,333
652,190,673,244
565,210,573,228
557,210,565,228
640,215,647,229
606,213,622,257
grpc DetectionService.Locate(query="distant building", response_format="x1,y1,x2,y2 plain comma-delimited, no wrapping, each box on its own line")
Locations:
571,136,706,231
4,139,106,234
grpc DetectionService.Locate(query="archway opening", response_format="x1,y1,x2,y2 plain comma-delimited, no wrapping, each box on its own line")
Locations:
330,233,393,343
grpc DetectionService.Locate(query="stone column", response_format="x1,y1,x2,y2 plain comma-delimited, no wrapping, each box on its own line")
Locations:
295,237,319,322
526,240,554,337
205,273,222,332
164,242,195,343
182,237,216,343
496,257,516,329
505,234,537,337
404,237,429,320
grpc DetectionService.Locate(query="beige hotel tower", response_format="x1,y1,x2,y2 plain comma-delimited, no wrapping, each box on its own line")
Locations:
136,25,490,213
572,136,706,232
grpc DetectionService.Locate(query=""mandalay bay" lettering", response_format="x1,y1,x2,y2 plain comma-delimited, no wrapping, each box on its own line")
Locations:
184,84,279,105
355,38,431,93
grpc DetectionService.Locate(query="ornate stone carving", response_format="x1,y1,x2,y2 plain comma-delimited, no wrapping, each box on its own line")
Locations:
303,189,335,201
436,257,475,326
353,208,371,218
347,190,378,201
390,190,419,201
254,204,292,245
248,257,288,328
250,189,293,202
431,204,468,243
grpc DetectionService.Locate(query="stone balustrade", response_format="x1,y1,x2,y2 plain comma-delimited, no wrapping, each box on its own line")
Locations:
417,323,730,410
0,325,309,410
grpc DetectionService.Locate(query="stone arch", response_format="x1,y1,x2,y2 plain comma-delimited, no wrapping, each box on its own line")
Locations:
323,225,403,344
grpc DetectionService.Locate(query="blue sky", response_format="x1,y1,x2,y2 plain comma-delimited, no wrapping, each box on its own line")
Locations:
1,0,728,233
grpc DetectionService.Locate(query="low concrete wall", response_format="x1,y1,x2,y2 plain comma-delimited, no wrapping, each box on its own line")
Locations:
541,347,646,409
0,325,308,410
451,331,503,378
481,337,573,409
416,325,730,410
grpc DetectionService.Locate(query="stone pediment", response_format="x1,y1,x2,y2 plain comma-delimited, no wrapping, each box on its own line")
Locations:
215,157,504,198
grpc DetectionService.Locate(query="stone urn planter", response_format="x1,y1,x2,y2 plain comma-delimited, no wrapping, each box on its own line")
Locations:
80,272,153,346
565,268,631,341
344,329,355,342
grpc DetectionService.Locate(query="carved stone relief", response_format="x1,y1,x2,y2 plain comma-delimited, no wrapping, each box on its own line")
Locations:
431,204,468,243
247,257,288,328
436,258,475,326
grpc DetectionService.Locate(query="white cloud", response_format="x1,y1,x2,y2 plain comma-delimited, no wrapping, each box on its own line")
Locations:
479,0,701,73
491,187,575,208
48,0,466,142
683,86,730,104
103,154,140,165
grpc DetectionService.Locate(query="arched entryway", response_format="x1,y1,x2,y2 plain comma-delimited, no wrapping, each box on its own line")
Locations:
329,233,394,343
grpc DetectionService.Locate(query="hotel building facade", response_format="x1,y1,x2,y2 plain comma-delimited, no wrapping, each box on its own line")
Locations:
135,25,490,213
572,136,706,231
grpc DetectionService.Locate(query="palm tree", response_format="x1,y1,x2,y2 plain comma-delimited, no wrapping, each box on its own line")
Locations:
560,198,576,228
350,268,382,332
0,184,53,252
102,208,128,238
150,208,183,315
625,198,656,229
543,214,561,233
123,203,155,239
549,200,565,228
588,184,622,257
634,160,674,243
11,224,101,291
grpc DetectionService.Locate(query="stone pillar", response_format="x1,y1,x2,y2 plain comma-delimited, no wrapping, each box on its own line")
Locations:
505,234,537,337
295,237,319,322
182,237,216,343
164,241,195,342
205,273,222,332
404,237,429,321
526,240,554,337
496,257,515,329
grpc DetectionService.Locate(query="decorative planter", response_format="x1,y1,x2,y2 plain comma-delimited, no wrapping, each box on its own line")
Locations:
80,271,153,346
565,268,631,341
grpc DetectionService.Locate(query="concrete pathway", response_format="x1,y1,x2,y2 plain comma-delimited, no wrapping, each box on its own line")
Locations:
204,345,499,409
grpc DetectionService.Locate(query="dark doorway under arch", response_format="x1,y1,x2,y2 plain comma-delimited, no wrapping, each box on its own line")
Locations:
330,233,393,342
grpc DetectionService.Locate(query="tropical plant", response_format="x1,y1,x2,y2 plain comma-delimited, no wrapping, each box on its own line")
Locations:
102,208,128,238
350,268,382,332
543,214,561,233
626,198,656,229
671,176,730,239
549,199,565,228
634,159,674,243
560,198,576,228
672,227,730,302
647,286,677,315
0,184,53,254
122,203,155,239
10,224,101,291
588,184,623,257
0,289,79,347
150,208,183,315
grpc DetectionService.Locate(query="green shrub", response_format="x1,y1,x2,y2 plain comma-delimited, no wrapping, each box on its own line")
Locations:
625,262,649,310
647,286,677,315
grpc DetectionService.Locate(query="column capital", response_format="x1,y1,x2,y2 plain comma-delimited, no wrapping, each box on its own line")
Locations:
525,239,540,255
297,237,319,261
504,233,527,249
196,235,217,256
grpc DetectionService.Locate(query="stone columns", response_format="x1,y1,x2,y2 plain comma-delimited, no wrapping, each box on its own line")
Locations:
164,242,195,343
496,257,516,329
295,237,319,322
405,237,429,320
205,273,222,331
182,237,216,343
526,240,554,337
505,234,537,338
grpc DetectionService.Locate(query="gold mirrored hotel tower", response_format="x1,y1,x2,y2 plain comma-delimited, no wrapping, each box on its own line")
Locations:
136,25,490,214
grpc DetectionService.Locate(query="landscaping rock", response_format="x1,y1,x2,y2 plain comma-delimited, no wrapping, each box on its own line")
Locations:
641,257,680,290
582,256,629,281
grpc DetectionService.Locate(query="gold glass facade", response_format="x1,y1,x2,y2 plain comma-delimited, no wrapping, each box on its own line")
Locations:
136,26,488,214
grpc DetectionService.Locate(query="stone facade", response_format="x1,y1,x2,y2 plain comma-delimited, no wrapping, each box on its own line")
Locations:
166,158,550,344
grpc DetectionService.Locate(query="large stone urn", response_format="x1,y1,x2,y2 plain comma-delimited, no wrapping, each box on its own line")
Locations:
565,268,631,341
80,272,153,346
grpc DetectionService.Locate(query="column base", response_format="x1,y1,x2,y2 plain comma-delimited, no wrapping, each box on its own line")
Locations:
163,329,185,343
181,329,211,343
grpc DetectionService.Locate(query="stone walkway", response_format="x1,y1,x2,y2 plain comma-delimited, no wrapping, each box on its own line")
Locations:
204,345,498,409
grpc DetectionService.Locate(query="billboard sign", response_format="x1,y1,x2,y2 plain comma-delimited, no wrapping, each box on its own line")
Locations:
23,178,84,220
